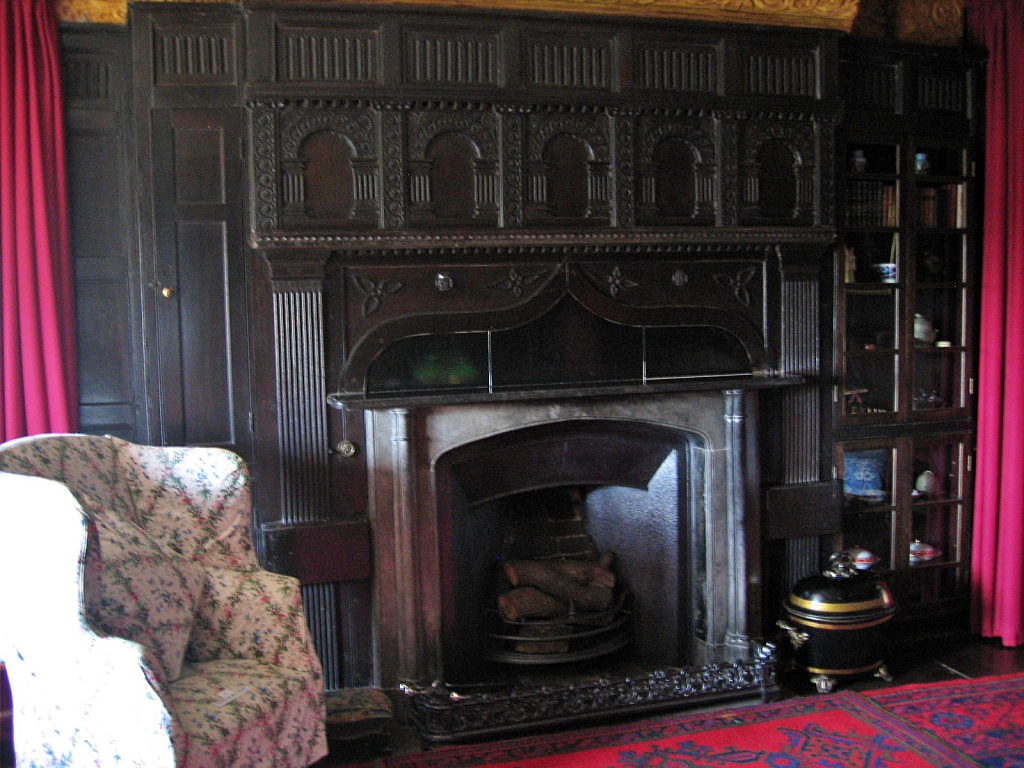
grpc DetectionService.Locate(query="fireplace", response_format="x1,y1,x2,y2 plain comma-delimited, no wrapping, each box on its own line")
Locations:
362,388,767,677
353,388,784,740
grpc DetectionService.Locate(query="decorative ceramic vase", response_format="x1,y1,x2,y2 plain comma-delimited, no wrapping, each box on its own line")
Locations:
914,313,936,344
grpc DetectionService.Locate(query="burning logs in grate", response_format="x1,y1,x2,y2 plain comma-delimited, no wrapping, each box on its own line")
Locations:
488,551,632,663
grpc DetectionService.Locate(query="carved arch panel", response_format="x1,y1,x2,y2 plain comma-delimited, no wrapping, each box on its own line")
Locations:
737,116,818,226
525,110,612,226
274,104,381,229
407,108,500,227
636,115,718,226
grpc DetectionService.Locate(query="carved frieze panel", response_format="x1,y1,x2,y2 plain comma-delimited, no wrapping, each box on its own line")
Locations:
406,108,501,227
737,43,821,99
523,32,616,91
635,114,719,226
63,49,116,106
403,27,504,88
525,110,613,226
152,24,238,86
913,67,968,115
840,58,900,113
275,24,383,84
737,116,819,226
635,37,721,94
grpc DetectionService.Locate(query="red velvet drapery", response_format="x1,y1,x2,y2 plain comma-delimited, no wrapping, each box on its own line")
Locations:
0,0,77,440
967,0,1024,647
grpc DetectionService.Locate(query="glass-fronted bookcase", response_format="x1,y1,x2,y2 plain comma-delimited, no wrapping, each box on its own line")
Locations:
836,434,973,627
838,139,970,422
833,40,983,638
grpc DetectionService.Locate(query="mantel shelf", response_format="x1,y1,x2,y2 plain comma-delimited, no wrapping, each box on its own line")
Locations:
327,374,804,410
256,227,838,255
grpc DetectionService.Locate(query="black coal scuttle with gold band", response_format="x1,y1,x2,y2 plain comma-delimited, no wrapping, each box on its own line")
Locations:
777,552,896,693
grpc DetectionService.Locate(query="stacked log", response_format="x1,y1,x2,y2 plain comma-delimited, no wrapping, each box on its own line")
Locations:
496,552,617,654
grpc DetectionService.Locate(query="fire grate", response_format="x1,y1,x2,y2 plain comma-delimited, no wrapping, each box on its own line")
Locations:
484,588,633,665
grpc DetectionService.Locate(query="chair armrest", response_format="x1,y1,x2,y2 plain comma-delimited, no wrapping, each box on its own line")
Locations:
187,568,325,679
4,632,176,768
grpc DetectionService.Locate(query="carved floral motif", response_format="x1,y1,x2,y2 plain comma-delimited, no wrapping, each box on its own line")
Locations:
352,276,404,317
486,268,546,299
714,266,759,307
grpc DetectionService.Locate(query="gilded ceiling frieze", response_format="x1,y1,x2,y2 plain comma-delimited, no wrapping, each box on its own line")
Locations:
55,0,229,25
54,0,859,30
895,0,962,46
53,0,961,47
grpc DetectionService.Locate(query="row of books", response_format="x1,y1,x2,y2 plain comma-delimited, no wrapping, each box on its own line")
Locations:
846,180,966,229
846,181,898,228
918,184,965,229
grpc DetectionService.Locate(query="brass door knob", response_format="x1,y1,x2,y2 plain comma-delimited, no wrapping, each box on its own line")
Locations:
335,440,358,457
161,286,175,298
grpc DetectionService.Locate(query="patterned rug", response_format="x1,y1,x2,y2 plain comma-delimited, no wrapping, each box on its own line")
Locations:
377,690,982,768
866,672,1024,767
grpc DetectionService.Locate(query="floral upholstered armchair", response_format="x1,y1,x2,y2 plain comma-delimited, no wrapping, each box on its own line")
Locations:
0,434,328,768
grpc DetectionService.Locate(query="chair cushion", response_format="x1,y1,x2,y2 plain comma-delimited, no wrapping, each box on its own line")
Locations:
84,508,204,682
168,659,325,768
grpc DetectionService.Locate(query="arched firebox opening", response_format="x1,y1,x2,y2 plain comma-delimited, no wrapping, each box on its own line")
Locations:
434,419,710,685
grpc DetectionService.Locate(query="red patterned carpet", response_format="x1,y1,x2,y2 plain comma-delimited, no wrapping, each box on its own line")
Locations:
358,672,1024,768
866,672,1024,767
376,692,978,767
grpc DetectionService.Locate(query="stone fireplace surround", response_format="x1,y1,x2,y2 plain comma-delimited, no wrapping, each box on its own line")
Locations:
365,389,763,687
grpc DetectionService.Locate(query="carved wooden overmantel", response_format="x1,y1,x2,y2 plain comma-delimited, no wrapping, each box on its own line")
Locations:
245,5,843,247
233,1,847,687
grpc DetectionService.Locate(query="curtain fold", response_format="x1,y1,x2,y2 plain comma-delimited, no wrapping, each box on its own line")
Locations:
967,0,1024,647
0,0,77,441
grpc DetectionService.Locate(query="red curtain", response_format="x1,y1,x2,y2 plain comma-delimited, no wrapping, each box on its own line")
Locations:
0,0,77,441
967,0,1024,646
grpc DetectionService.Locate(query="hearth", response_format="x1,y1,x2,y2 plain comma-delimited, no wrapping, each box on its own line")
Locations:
352,388,779,740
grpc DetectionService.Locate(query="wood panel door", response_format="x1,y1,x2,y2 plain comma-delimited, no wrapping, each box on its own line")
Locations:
145,107,251,456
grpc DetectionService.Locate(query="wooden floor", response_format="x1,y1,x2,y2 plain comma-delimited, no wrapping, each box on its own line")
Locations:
316,635,1024,766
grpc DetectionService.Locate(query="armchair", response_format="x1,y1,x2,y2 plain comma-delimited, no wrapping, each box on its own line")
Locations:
0,434,328,768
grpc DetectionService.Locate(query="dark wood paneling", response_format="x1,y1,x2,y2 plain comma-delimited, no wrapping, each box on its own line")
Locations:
263,520,371,583
763,481,841,539
62,27,144,442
